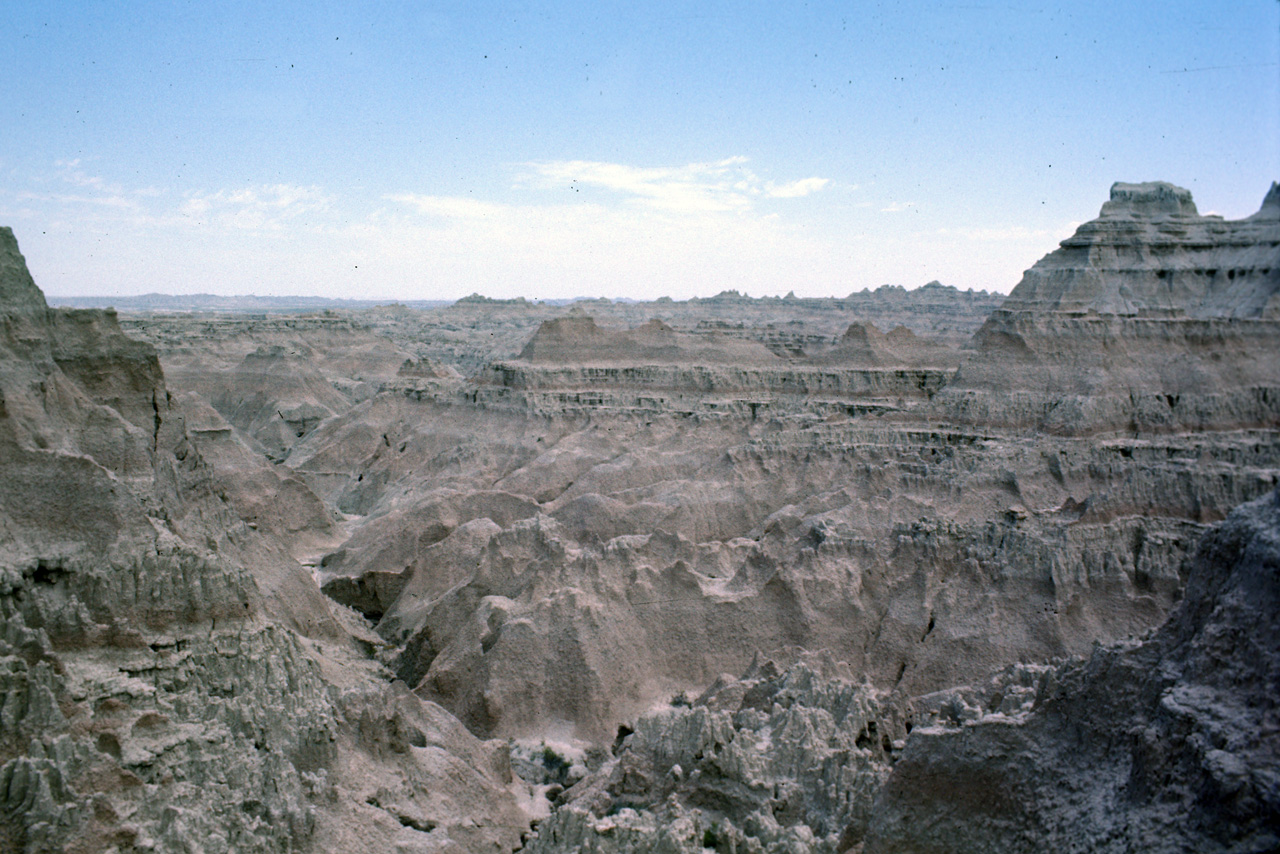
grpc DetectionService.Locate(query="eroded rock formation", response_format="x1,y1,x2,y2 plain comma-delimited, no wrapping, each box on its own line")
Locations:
516,487,1280,853
0,228,528,854
290,184,1278,753
864,486,1280,854
3,180,1277,853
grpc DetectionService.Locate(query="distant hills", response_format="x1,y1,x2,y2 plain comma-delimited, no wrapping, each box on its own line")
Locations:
44,292,454,312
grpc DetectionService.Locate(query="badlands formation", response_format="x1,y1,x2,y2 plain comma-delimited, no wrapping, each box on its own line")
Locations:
2,181,1278,852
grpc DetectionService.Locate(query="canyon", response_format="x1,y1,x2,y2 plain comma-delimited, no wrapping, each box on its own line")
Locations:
3,180,1278,852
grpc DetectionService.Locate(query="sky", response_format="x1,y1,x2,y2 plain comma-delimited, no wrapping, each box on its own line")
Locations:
2,1,1277,302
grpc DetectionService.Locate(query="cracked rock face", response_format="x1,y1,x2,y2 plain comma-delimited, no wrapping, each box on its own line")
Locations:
863,486,1280,854
0,230,528,854
522,655,895,854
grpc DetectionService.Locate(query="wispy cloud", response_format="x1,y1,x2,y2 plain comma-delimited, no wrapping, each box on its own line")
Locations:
179,184,332,230
15,190,140,209
54,158,117,191
518,157,828,214
766,177,829,198
384,194,507,219
880,201,916,213
10,155,1054,300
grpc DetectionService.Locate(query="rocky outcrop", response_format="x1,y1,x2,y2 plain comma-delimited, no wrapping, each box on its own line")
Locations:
517,314,779,365
124,312,416,460
523,656,893,854
864,487,1280,854
0,231,529,854
514,489,1280,853
0,228,47,314
481,361,952,399
941,181,1280,434
818,322,964,369
997,181,1279,318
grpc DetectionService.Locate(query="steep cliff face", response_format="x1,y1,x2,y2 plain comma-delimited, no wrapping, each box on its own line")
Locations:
996,181,1279,318
0,231,528,854
941,182,1280,434
864,487,1280,854
0,228,47,313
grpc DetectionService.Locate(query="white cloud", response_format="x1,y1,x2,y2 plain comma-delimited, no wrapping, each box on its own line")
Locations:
178,184,332,230
766,177,829,198
9,156,1067,300
384,194,507,219
880,201,916,213
16,190,139,210
519,157,827,214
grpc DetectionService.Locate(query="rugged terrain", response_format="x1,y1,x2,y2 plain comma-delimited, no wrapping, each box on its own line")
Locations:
4,180,1279,852
0,227,530,853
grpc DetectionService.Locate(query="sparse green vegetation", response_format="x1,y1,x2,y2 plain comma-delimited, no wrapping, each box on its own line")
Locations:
539,743,570,779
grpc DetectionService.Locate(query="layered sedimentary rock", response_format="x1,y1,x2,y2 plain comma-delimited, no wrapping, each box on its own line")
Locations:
344,283,1002,377
864,486,1280,854
0,228,528,854
940,181,1280,434
289,183,1279,761
124,312,420,461
8,179,1276,852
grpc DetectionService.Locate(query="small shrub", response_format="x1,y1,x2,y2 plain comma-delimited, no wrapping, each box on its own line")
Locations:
539,744,570,779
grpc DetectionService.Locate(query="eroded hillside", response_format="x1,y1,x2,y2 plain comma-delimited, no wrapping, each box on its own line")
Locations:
3,180,1278,853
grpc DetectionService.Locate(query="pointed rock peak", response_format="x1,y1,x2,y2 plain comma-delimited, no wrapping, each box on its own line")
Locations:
0,227,49,312
517,314,605,360
1099,181,1198,218
1263,181,1280,209
1246,181,1280,221
841,321,886,344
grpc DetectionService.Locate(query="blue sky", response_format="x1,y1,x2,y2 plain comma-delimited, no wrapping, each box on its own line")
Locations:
2,1,1277,300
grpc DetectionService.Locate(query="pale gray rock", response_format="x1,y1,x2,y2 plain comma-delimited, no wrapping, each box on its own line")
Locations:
997,180,1280,318
0,227,47,313
0,231,530,854
523,656,895,854
940,181,1280,434
864,487,1280,854
5,180,1274,852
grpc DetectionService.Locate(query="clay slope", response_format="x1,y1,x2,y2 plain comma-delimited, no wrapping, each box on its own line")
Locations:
0,228,528,854
865,486,1280,854
818,321,964,368
517,313,780,365
291,183,1278,757
126,311,422,460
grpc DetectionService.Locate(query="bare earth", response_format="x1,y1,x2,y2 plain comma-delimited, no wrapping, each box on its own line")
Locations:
3,181,1278,852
